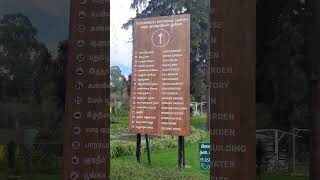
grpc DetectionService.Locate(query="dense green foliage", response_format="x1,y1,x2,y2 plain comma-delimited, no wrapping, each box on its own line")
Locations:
110,66,127,94
0,14,66,130
257,0,311,130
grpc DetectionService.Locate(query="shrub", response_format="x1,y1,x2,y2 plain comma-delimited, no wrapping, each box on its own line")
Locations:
191,116,208,130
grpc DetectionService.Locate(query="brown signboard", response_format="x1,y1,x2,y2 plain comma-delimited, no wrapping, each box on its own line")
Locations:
128,14,191,136
209,0,256,179
63,0,110,179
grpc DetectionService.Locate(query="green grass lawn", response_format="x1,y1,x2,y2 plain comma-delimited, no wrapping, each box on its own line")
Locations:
111,143,209,180
111,116,130,135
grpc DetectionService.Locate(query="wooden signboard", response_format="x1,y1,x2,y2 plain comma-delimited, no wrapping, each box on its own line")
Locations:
129,14,191,136
63,0,110,179
209,0,256,179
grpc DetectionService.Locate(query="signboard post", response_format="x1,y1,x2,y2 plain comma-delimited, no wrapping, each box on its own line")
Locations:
209,0,256,179
129,14,191,168
63,0,110,179
178,136,185,170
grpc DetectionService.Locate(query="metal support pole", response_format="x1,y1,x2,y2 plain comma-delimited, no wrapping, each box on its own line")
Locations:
275,130,279,170
145,134,151,164
136,134,141,163
293,129,296,174
182,137,185,168
178,136,185,171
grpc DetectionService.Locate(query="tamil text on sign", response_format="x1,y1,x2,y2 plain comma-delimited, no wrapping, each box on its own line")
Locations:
129,14,191,136
63,0,110,179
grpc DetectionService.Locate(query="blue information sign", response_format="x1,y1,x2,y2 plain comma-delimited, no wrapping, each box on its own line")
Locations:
199,143,210,171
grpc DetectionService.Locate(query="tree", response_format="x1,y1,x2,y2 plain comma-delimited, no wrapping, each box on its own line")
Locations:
110,66,129,113
110,66,126,94
256,0,311,129
0,13,51,102
52,40,68,108
0,13,64,131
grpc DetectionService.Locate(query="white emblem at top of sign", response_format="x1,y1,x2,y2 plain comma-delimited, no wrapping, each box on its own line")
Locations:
151,29,170,47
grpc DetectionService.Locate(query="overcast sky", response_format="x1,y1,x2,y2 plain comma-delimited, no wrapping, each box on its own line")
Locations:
0,0,134,78
111,0,135,78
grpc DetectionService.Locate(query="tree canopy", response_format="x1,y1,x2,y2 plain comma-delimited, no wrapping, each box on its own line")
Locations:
0,14,64,130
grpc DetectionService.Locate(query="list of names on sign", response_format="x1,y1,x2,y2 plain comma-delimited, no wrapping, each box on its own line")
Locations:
129,14,191,136
209,0,256,179
63,0,110,179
